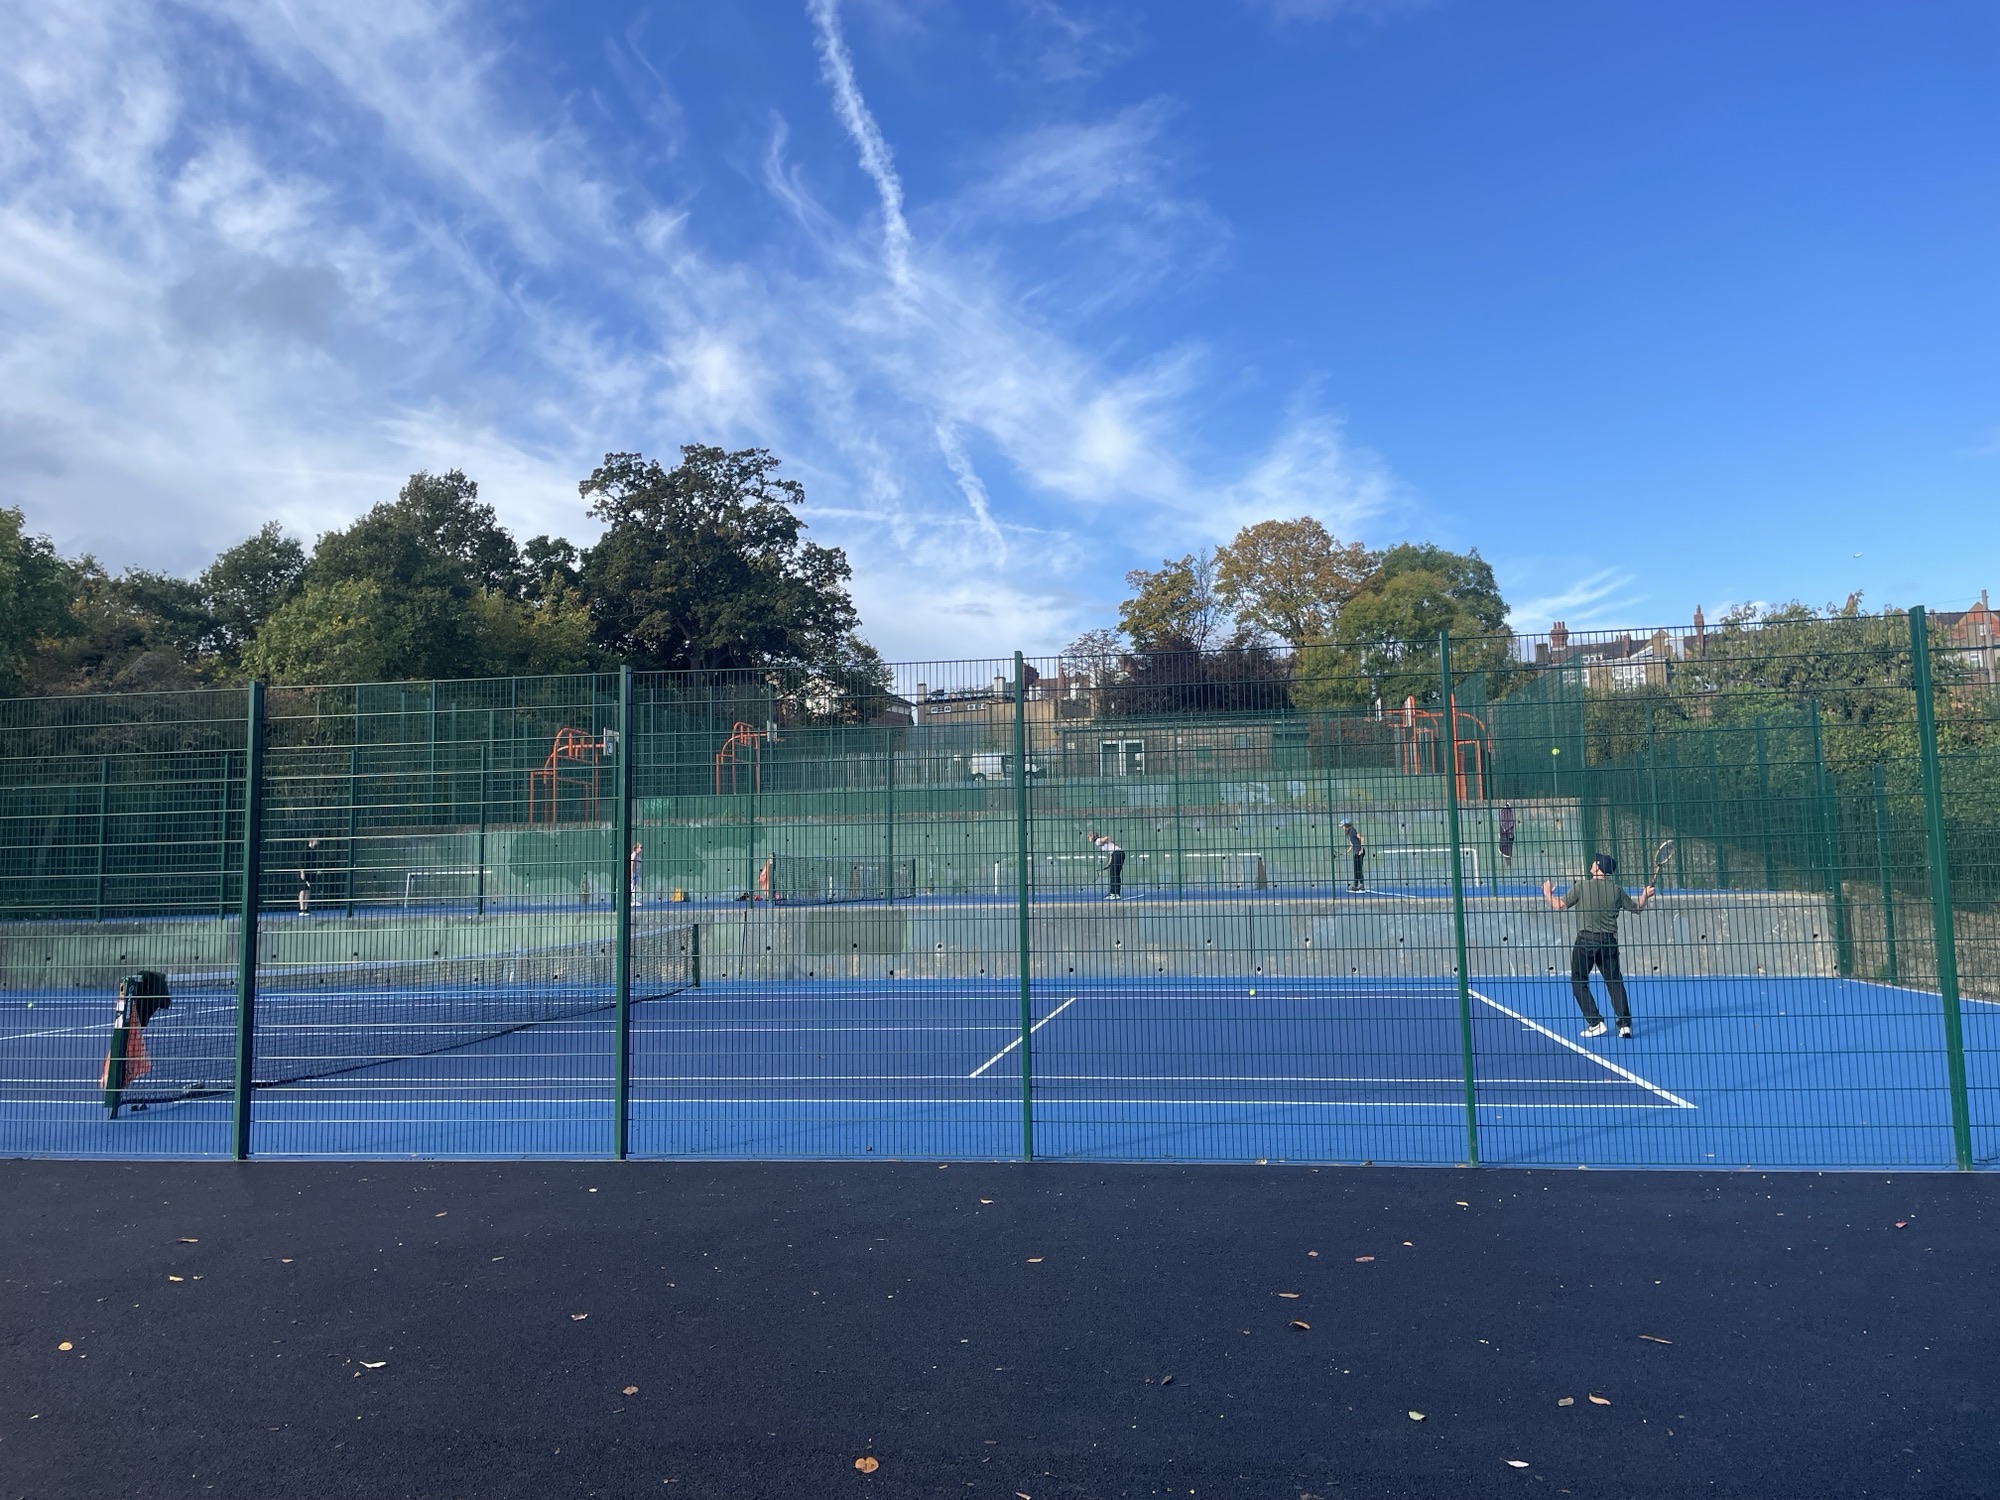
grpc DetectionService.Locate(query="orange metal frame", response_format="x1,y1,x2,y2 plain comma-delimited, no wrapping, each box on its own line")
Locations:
528,726,606,823
1396,696,1492,801
714,721,775,795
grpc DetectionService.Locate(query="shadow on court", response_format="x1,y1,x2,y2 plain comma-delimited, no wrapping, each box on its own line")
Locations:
5,1161,1996,1500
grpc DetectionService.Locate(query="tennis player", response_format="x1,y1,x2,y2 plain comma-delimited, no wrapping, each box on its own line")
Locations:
1543,854,1654,1039
1340,819,1365,891
1086,832,1125,899
1498,805,1516,868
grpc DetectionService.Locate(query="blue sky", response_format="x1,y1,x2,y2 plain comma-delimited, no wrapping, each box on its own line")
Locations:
2,0,1993,659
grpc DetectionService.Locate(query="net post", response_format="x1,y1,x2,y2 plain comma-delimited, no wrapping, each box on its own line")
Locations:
1438,632,1479,1168
1909,607,1972,1169
885,726,895,905
231,680,267,1162
1872,763,1898,982
690,921,702,988
1012,651,1034,1161
614,664,634,1161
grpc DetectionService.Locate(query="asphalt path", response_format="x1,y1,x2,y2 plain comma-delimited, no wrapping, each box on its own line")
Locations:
4,1162,1995,1499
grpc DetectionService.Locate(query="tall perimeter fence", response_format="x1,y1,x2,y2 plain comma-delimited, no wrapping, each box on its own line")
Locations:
2,607,1995,1167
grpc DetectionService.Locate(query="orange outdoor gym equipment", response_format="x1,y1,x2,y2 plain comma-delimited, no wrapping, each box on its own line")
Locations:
529,727,606,823
1396,696,1493,801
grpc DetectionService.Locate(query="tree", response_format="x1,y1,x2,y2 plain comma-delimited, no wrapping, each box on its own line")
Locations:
1059,628,1124,686
196,523,306,663
1118,551,1225,653
1214,518,1375,649
1293,543,1511,712
241,579,395,684
296,470,524,680
578,446,861,674
0,507,76,695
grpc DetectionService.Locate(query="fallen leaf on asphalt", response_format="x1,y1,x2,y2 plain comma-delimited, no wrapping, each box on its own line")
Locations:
1639,1336,1672,1345
1407,1411,1424,1421
1506,1459,1530,1468
1354,1256,1375,1263
176,1237,198,1244
360,1361,386,1370
435,1212,447,1218
57,1342,72,1351
167,1275,184,1282
1455,1201,1469,1207
1160,1375,1174,1386
980,1199,993,1204
1307,1250,1319,1257
1588,1394,1610,1406
1557,1397,1574,1407
1026,1257,1043,1264
1403,1241,1414,1247
1290,1320,1311,1331
279,1258,294,1264
853,1456,879,1473
1278,1292,1300,1299
623,1386,640,1396
571,1313,589,1321
1895,1221,1906,1229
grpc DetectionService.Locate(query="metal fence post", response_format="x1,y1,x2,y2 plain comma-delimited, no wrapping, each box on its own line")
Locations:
1872,763,1899,982
1909,607,1972,1169
92,757,108,921
231,681,267,1162
1439,633,1480,1167
344,743,359,917
885,728,896,904
613,665,634,1160
1012,653,1035,1160
1810,700,1853,975
476,736,491,918
1755,721,1777,889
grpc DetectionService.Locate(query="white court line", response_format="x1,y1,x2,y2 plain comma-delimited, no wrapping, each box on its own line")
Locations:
1030,1073,1638,1086
1847,977,2000,1008
246,1096,1684,1112
1469,988,1696,1109
968,996,1078,1078
0,1022,108,1043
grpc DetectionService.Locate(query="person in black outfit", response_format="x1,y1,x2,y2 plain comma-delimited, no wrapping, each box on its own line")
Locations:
1340,819,1365,891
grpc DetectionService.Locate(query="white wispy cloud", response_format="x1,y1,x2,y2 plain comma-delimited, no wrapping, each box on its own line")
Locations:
0,0,1407,658
1506,569,1638,633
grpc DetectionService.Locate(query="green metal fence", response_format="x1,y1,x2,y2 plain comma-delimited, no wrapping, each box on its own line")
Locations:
2,608,1994,1166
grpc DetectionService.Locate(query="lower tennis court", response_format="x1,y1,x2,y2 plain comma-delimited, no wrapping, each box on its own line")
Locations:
5,969,1994,1165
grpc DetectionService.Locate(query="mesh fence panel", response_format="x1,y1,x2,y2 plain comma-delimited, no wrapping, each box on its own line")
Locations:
2,610,1993,1164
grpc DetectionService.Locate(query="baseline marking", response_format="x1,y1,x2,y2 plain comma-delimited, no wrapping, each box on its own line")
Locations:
968,996,1077,1078
1469,987,1696,1109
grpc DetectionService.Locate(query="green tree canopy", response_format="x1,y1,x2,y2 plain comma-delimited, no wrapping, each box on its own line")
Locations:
1117,551,1225,653
1294,543,1511,711
578,446,859,674
1213,517,1375,649
0,507,77,695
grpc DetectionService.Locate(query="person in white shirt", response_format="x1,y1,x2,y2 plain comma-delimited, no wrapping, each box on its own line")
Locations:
1085,832,1126,900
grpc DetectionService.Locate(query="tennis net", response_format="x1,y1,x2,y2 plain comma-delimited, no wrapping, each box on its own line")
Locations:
107,918,700,1108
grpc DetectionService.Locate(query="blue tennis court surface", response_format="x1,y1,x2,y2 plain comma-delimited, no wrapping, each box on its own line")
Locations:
4,973,1994,1165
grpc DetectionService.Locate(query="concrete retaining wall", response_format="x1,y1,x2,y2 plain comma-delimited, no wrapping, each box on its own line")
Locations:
2,891,1841,994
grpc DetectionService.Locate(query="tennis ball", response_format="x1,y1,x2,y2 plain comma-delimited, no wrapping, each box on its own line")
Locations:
1248,987,1256,996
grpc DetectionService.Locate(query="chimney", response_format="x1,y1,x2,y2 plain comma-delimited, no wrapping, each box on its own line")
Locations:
1693,605,1707,657
913,682,926,724
1550,620,1569,654
993,674,1008,700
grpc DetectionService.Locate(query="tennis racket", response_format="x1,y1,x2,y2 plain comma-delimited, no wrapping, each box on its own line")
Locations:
1651,838,1675,886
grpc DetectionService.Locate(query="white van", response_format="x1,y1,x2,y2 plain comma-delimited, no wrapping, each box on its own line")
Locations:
968,752,1043,781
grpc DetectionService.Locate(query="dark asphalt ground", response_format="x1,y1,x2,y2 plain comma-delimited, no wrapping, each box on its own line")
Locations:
3,1162,1995,1500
